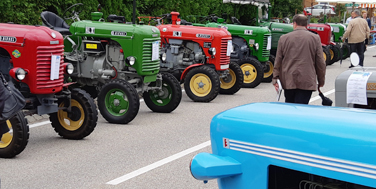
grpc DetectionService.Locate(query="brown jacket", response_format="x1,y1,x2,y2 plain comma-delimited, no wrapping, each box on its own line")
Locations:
343,17,370,44
272,28,326,91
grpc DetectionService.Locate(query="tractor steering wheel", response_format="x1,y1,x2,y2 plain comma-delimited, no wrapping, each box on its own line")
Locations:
231,17,241,25
63,3,84,21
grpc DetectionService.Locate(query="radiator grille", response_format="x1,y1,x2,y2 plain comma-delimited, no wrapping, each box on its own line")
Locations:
142,38,161,72
36,45,64,89
262,34,271,57
220,39,231,65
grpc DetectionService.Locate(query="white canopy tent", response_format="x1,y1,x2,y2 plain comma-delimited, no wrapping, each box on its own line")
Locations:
223,0,269,4
315,0,376,3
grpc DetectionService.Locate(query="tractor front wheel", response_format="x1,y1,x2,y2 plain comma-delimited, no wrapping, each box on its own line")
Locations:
341,43,350,59
143,73,182,113
50,88,98,139
0,111,29,158
328,45,340,65
323,46,331,65
238,58,263,88
263,55,275,83
219,62,243,95
98,79,140,124
184,66,220,102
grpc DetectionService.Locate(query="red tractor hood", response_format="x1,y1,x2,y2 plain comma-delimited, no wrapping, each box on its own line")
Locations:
0,23,63,46
157,24,231,41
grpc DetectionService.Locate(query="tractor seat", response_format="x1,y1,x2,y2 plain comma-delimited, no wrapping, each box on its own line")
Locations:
40,11,71,35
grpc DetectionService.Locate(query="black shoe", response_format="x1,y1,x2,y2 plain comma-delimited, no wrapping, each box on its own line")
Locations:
373,55,376,57
349,65,354,68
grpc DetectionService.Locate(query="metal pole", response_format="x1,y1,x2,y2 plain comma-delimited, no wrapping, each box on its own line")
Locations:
133,0,136,24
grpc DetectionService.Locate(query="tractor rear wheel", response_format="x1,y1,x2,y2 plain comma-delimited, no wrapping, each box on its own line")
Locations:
322,46,331,65
143,73,182,113
0,111,29,158
341,43,350,59
184,66,220,102
238,58,263,88
219,62,243,95
328,45,340,65
50,88,98,139
98,79,140,124
262,55,275,83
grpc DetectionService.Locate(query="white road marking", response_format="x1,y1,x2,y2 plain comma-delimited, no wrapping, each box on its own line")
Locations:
309,89,335,103
106,89,336,185
368,45,376,49
29,121,51,128
106,141,211,185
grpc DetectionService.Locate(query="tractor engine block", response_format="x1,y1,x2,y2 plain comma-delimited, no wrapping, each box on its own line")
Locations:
161,40,205,69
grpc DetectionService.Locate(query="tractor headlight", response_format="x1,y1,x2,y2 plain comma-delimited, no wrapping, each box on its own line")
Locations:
126,56,136,65
15,68,27,80
254,43,259,51
66,63,74,74
208,48,216,56
161,53,167,61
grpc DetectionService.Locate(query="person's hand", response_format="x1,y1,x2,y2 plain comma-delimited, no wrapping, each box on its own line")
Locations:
318,83,324,88
274,82,279,92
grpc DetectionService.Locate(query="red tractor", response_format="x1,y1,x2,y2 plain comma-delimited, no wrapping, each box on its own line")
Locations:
0,23,98,158
306,23,339,65
157,12,243,102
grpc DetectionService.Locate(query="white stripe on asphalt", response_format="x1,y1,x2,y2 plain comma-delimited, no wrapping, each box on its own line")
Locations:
105,89,335,185
106,141,211,185
309,89,335,103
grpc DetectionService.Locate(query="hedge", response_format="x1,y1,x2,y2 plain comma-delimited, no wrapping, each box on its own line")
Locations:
0,0,302,26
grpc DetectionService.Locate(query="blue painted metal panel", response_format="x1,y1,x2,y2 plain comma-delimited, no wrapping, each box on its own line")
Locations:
190,102,376,188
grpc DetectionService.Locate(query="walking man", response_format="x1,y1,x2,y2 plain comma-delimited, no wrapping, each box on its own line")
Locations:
342,10,370,67
272,14,326,104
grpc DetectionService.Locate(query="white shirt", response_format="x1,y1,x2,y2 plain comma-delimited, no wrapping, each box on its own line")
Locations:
346,17,353,24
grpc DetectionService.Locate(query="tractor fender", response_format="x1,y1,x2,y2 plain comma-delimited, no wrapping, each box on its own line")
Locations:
330,41,336,46
322,43,327,47
180,64,204,80
180,64,215,80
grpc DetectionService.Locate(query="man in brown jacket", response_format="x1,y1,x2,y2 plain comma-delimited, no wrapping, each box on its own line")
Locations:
342,10,370,67
272,14,326,104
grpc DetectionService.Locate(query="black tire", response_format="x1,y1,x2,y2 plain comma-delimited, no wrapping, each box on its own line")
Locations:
184,66,220,102
328,45,340,65
262,55,275,83
0,111,29,158
219,62,243,95
143,73,182,113
341,43,350,59
322,46,331,66
82,86,98,99
238,58,263,88
49,88,98,139
98,79,139,124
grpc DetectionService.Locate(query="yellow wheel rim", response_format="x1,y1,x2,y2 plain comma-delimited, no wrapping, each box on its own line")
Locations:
329,49,334,59
0,120,13,148
189,73,212,97
58,99,85,131
323,51,327,61
241,63,257,84
263,61,274,79
220,69,236,89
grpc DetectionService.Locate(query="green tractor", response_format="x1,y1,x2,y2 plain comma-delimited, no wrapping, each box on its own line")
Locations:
328,23,351,59
41,3,182,124
188,15,273,86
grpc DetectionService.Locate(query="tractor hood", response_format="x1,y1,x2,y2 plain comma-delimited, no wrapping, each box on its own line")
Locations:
328,23,347,32
205,23,271,37
69,20,160,39
157,24,231,41
261,22,293,34
0,23,63,47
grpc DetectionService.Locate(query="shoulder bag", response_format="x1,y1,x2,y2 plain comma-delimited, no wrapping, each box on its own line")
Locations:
0,72,26,121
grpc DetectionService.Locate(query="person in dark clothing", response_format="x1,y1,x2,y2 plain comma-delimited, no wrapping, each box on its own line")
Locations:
342,10,370,67
272,14,326,104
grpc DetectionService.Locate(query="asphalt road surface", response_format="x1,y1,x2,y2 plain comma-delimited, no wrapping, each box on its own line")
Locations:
2,47,376,189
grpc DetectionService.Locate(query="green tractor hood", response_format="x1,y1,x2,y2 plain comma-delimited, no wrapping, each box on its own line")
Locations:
260,22,293,51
